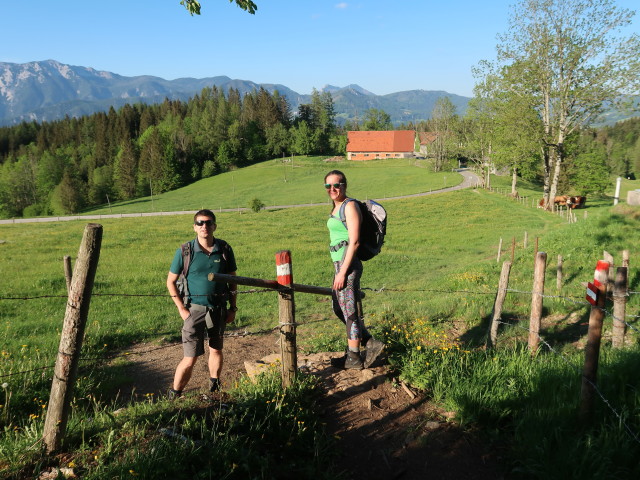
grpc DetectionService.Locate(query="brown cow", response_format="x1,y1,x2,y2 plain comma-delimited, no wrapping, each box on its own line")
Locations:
538,195,570,208
567,196,587,209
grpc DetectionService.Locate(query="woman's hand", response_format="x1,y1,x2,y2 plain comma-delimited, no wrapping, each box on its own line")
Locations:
333,270,347,290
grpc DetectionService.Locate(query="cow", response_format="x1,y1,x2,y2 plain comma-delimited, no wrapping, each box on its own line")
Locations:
567,195,587,209
538,195,570,208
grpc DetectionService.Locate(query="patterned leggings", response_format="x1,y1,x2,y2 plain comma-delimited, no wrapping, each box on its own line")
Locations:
332,258,370,342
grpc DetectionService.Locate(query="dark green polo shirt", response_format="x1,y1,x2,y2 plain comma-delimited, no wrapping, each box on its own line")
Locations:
170,238,237,307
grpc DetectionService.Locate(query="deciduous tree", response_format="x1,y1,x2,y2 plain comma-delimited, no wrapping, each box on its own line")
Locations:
484,0,640,209
180,0,257,15
362,108,392,131
428,97,458,172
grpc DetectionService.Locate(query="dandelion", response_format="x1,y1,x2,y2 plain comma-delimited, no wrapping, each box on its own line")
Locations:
416,346,422,351
1,383,8,389
68,461,76,468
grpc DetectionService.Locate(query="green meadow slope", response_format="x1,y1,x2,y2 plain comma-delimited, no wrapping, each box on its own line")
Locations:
2,160,640,479
82,156,459,215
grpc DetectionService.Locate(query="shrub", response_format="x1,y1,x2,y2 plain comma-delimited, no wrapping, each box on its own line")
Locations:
249,198,265,213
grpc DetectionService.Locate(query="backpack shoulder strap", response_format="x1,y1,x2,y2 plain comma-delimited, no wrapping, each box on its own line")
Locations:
214,238,231,263
181,240,194,277
338,198,354,228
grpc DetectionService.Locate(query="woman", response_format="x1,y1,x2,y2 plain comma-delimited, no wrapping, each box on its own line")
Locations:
325,170,384,369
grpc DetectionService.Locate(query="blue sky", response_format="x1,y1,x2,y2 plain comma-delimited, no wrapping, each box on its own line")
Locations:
2,0,638,97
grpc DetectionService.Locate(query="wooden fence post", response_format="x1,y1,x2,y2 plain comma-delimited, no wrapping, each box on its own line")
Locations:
63,255,72,293
43,224,103,453
276,250,297,388
580,260,609,421
622,250,630,289
622,250,629,269
497,237,502,263
603,251,615,293
556,255,563,290
488,261,512,348
612,267,628,349
528,252,547,353
510,237,516,263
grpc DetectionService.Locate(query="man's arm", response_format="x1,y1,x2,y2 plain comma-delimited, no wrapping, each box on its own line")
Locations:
167,272,190,320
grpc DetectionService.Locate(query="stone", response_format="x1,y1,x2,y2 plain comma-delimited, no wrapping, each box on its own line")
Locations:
626,190,640,206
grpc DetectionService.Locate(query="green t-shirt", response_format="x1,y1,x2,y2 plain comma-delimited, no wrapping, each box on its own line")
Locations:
170,238,237,307
327,215,349,262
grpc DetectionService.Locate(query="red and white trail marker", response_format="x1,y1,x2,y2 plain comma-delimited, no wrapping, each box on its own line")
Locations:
586,282,598,306
586,260,610,306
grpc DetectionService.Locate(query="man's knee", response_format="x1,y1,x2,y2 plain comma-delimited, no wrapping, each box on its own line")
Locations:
209,347,223,357
180,356,198,368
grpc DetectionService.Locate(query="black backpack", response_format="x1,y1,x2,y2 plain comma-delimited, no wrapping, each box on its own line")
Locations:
338,198,387,261
176,238,231,302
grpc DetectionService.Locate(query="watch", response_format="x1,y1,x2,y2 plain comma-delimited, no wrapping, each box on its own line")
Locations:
228,306,238,312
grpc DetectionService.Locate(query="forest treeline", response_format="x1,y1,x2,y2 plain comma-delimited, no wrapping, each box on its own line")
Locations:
0,85,639,218
0,87,343,217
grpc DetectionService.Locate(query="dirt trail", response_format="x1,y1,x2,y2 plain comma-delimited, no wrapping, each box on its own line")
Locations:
117,330,504,479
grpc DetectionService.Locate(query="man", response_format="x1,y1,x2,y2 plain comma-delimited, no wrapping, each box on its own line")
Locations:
167,209,237,397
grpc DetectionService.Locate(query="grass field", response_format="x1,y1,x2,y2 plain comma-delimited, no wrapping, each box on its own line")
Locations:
81,156,459,215
1,158,640,478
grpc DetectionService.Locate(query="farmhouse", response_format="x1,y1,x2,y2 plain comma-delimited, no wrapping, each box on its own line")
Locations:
417,131,439,157
346,130,416,160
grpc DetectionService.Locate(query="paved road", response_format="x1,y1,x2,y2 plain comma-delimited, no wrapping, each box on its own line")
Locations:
0,169,480,224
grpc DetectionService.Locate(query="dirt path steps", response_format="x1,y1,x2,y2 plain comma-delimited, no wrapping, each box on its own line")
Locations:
117,331,504,479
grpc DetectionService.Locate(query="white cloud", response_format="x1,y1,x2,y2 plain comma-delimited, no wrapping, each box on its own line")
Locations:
335,3,348,9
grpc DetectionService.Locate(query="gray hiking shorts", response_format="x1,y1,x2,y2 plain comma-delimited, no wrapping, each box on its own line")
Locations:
182,305,227,357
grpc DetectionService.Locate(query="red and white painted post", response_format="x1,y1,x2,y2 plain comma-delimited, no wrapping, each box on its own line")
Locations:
580,260,609,421
275,250,297,387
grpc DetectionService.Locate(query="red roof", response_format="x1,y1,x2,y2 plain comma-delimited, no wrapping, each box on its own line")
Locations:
347,130,415,152
418,132,438,145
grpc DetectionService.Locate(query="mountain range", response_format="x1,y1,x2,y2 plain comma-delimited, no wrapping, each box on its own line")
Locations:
0,60,470,127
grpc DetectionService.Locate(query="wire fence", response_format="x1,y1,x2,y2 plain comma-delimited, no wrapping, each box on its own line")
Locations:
1,283,638,368
1,281,639,443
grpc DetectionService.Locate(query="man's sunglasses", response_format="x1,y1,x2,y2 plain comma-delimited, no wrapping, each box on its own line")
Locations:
195,220,214,227
324,182,345,189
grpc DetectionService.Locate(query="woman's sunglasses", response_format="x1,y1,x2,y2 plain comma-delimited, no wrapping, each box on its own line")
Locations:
195,220,214,226
324,182,345,189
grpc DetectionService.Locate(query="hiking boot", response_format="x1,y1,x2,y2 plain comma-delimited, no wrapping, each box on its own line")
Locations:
209,378,220,393
364,338,385,368
344,350,364,370
330,350,348,368
168,388,182,400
